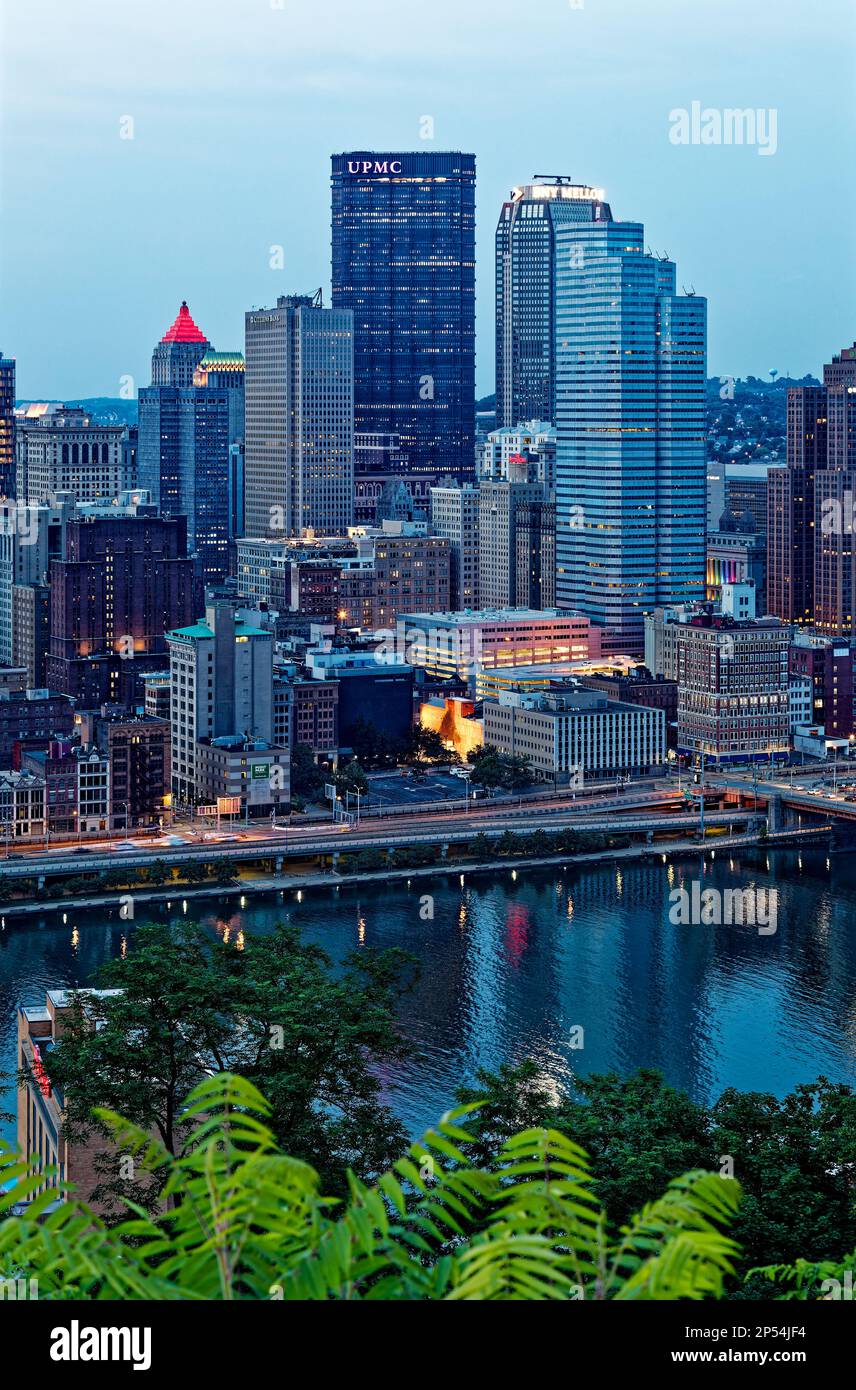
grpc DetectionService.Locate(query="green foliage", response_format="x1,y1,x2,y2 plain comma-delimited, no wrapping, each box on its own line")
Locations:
391,844,437,869
346,716,403,769
206,857,236,883
290,744,325,800
39,923,414,1210
454,1063,856,1299
0,1072,741,1301
750,1251,856,1301
468,745,533,791
334,759,369,797
403,726,447,766
145,859,171,886
467,825,617,861
339,848,387,875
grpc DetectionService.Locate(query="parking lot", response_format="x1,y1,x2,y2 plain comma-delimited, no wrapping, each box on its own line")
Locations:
365,770,475,808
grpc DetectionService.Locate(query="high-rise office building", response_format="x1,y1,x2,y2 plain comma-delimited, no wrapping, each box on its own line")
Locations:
46,510,195,706
725,464,771,534
553,192,707,655
478,474,548,609
0,353,15,498
481,420,556,486
767,387,825,625
675,612,790,764
165,595,284,807
139,305,243,587
495,179,610,428
12,581,50,686
353,432,428,525
515,497,556,609
0,497,70,665
331,151,476,487
16,406,130,503
150,300,210,386
430,484,479,610
811,346,856,636
244,293,354,539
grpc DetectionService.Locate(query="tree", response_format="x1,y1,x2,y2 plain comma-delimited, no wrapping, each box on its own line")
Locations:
403,725,446,766
206,857,236,883
453,1064,856,1299
468,751,507,790
467,746,533,792
709,1079,856,1295
0,1070,742,1301
145,859,171,886
40,923,415,1209
334,758,368,797
346,717,401,769
290,743,325,800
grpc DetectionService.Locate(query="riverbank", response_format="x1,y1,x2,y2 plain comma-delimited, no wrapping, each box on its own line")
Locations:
0,825,830,920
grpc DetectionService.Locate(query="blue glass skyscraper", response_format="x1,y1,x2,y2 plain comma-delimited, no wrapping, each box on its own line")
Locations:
139,303,244,586
331,151,476,486
553,197,707,655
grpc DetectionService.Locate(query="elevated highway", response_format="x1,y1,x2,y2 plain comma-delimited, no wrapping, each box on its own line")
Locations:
0,807,759,881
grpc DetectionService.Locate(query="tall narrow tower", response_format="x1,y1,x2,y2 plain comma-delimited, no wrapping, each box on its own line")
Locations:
138,302,242,586
0,353,15,498
495,178,610,428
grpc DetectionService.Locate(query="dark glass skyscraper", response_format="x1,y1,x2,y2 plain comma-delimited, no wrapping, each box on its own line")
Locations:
495,179,611,427
331,151,476,486
0,352,15,498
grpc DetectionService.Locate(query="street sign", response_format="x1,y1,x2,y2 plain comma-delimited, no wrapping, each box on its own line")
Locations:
324,783,337,801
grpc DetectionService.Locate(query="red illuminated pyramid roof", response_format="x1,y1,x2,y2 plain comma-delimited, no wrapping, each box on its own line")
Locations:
160,301,208,345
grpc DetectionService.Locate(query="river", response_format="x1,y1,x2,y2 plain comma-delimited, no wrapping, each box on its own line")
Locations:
2,846,855,1147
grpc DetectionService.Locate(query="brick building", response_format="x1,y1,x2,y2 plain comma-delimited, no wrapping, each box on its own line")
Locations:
46,512,195,706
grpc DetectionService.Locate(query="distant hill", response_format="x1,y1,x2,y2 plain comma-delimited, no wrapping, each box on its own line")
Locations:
705,373,819,398
16,398,138,427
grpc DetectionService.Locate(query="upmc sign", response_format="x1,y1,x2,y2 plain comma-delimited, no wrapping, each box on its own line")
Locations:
346,159,403,176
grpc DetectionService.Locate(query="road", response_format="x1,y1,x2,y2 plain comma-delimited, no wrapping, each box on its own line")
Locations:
706,770,856,821
0,800,758,879
0,785,689,864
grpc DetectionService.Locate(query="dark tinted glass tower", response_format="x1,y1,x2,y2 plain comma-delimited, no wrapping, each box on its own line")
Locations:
767,388,825,625
811,344,856,636
0,353,15,498
331,151,476,486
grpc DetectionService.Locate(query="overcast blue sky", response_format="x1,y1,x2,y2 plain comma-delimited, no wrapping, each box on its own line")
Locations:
2,0,854,399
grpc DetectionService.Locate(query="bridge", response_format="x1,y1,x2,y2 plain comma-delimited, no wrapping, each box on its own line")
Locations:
709,776,856,831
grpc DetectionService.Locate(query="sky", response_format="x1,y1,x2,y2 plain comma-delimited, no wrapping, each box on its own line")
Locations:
1,0,854,400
